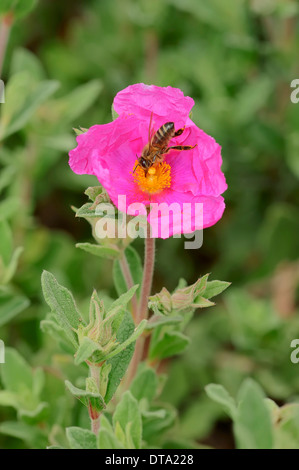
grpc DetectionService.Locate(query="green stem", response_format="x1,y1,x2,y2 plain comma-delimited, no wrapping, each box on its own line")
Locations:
119,251,138,322
89,364,101,435
138,222,155,322
126,223,155,385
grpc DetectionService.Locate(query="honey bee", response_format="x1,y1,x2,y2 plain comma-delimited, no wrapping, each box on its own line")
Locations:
134,115,197,174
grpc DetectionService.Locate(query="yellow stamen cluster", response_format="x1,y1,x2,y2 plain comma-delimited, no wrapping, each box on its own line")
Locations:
133,161,171,194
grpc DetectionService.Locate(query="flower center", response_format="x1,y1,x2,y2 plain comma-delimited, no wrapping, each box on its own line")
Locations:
133,161,171,194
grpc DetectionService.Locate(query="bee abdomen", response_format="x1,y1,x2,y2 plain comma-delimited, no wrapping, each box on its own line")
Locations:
152,122,175,146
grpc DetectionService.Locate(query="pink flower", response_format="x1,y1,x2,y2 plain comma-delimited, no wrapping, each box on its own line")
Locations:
69,83,227,238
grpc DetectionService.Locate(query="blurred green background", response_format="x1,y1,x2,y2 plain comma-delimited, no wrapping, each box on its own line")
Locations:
0,0,299,448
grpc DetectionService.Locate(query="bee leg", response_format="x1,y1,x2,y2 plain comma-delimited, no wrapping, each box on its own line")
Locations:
174,126,185,137
165,144,197,153
133,160,141,173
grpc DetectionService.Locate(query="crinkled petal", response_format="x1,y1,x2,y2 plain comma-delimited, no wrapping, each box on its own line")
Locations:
113,83,194,129
148,189,225,238
186,118,227,197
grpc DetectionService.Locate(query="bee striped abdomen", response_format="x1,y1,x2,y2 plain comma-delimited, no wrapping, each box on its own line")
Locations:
152,122,175,147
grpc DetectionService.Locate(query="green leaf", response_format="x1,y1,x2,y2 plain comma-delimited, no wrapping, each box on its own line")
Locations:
142,403,177,442
32,367,45,399
75,203,99,219
65,380,105,410
149,331,190,361
49,80,102,125
107,285,139,317
42,133,75,151
0,77,59,139
145,314,183,330
66,427,97,450
234,76,273,125
76,242,120,260
104,319,147,361
1,348,33,393
98,429,124,449
105,311,135,404
113,246,143,298
99,363,111,397
203,280,231,299
234,379,273,449
0,197,19,222
84,186,103,202
0,391,18,407
0,349,47,423
0,165,16,193
273,404,299,449
2,246,23,284
113,391,142,449
192,296,215,308
100,414,114,432
0,221,12,264
0,421,47,448
0,293,30,327
205,383,237,419
10,48,45,81
41,271,81,348
111,103,119,120
74,336,100,365
130,367,158,402
179,397,222,440
19,402,49,425
114,421,126,445
0,0,38,19
40,317,74,353
73,127,88,136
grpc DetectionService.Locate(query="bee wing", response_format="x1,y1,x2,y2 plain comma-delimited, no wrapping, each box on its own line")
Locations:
148,111,155,144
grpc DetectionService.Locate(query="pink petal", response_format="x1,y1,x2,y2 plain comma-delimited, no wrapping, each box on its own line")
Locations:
186,118,228,197
148,189,225,238
113,83,194,129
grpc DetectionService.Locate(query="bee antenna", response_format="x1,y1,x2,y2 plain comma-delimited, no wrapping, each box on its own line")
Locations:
133,155,140,173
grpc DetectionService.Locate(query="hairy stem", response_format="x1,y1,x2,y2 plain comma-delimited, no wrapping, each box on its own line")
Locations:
89,403,101,435
138,222,155,322
119,252,138,322
0,12,13,78
88,364,101,435
126,223,155,385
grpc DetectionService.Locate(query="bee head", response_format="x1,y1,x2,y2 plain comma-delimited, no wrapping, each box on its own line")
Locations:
139,157,149,169
133,155,149,174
